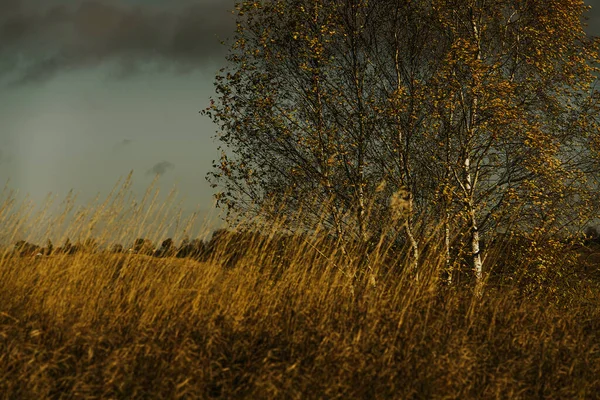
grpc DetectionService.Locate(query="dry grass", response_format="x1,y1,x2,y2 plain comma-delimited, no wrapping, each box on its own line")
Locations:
1,183,600,399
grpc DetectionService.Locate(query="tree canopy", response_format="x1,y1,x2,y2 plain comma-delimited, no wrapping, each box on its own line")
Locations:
204,0,600,283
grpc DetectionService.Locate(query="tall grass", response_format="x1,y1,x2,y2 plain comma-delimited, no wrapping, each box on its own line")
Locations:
1,181,599,399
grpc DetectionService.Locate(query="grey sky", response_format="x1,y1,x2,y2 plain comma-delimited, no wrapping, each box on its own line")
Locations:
588,0,600,30
0,0,599,242
0,0,235,240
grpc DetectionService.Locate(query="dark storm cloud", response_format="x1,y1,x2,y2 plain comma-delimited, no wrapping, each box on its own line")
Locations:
147,161,175,176
0,0,235,86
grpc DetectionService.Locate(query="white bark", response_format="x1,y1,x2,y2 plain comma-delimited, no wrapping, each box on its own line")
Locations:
464,157,483,283
444,210,452,285
405,218,420,280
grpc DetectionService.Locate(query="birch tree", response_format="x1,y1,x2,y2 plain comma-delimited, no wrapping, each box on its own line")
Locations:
425,0,600,283
204,0,600,285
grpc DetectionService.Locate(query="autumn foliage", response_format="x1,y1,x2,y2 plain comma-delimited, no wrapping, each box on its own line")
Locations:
205,0,600,285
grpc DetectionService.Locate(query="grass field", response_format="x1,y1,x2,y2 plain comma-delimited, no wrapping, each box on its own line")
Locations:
1,186,600,399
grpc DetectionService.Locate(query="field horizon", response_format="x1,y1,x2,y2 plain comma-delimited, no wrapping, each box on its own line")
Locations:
1,182,600,399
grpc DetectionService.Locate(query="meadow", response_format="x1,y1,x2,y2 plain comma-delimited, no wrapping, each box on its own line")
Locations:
1,181,600,399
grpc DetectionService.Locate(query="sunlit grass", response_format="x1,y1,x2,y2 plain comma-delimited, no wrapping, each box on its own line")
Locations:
0,179,599,399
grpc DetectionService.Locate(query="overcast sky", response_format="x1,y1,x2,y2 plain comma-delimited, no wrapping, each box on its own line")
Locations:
1,0,600,239
0,0,236,238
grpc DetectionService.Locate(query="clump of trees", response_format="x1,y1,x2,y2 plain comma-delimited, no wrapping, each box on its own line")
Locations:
10,238,76,257
13,240,42,257
154,238,176,258
131,238,155,256
204,0,600,286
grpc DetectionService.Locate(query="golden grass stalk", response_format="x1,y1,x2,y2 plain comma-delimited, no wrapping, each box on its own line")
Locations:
0,178,599,398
